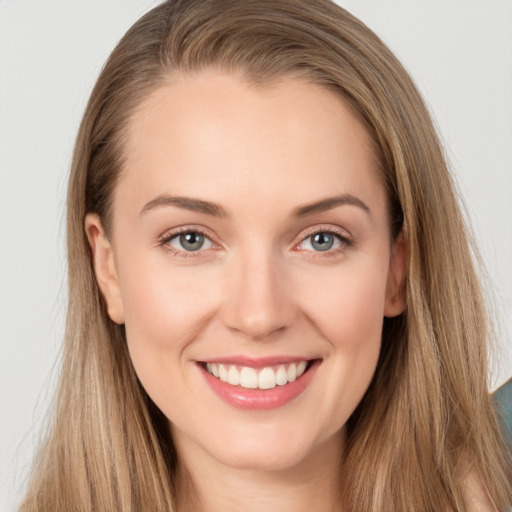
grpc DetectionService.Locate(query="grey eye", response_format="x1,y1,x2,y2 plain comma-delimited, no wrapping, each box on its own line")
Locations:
310,232,335,251
169,231,213,252
298,231,346,253
179,232,204,251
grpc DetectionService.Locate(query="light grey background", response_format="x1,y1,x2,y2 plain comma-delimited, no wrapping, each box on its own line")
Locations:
1,1,511,510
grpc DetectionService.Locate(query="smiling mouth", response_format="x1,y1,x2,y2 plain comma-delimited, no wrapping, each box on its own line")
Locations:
201,360,314,390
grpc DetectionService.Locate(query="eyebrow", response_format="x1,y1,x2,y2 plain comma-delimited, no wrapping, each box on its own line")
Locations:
293,194,371,218
140,195,228,217
140,193,371,219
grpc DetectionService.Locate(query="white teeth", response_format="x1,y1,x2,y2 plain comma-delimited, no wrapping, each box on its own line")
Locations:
239,367,258,389
205,361,310,389
258,367,276,389
219,364,229,382
276,365,288,386
228,366,240,386
287,363,297,382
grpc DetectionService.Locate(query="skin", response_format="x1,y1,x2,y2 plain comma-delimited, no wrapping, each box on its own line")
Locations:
86,70,406,512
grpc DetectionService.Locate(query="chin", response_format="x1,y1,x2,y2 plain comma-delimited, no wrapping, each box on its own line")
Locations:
213,442,312,472
203,422,334,472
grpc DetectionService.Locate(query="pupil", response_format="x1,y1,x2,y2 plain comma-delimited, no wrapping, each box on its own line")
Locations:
312,233,333,251
180,232,204,251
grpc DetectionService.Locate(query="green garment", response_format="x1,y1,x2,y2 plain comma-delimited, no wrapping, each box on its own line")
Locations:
493,377,512,445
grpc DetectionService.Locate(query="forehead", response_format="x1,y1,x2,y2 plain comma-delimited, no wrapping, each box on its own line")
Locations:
116,70,386,221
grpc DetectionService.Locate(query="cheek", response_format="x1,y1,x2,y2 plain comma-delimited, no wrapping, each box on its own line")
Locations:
300,260,389,349
295,261,388,431
119,252,218,336
115,254,220,395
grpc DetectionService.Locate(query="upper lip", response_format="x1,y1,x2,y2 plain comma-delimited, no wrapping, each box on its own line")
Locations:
199,355,320,367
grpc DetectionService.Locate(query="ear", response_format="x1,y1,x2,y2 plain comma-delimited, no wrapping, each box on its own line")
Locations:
84,213,125,324
384,231,407,318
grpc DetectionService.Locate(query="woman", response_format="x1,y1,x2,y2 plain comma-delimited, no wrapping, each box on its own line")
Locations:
20,0,512,510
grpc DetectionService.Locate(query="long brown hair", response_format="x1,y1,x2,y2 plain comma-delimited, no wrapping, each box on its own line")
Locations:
21,1,511,510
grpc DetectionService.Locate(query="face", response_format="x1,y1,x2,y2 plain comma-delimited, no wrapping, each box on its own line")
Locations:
86,70,405,473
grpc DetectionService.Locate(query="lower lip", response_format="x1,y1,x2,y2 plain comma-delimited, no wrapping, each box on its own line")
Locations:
199,360,320,410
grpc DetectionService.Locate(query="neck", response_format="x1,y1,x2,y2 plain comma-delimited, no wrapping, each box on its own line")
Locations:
173,428,346,512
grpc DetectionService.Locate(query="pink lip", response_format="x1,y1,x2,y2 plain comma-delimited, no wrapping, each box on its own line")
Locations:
198,359,321,410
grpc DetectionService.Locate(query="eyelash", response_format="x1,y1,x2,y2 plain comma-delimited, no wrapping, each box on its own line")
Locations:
158,226,217,258
158,225,353,259
295,225,353,258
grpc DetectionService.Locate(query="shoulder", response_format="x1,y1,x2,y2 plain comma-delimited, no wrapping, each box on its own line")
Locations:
462,470,499,512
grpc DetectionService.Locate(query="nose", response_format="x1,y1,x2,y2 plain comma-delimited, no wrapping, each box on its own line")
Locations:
220,248,297,341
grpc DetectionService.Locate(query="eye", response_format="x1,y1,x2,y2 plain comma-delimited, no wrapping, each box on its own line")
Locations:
306,232,338,251
297,229,352,254
163,230,215,253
